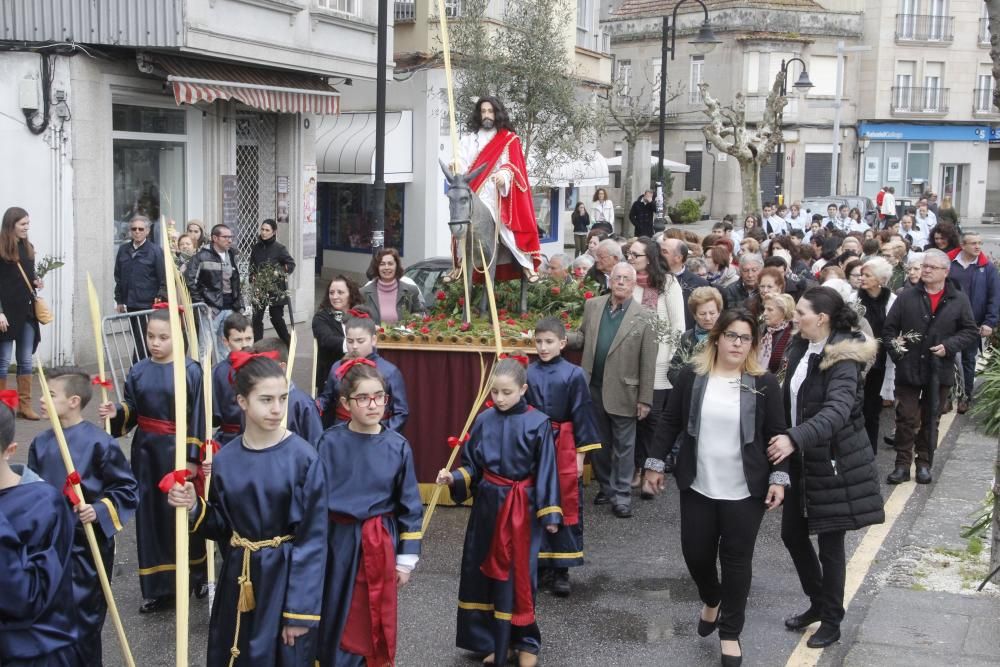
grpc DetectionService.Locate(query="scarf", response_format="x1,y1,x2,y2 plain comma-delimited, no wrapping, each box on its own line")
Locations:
693,324,709,343
635,272,659,309
759,322,789,371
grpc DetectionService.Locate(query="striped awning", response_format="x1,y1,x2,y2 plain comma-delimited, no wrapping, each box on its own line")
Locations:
157,56,340,115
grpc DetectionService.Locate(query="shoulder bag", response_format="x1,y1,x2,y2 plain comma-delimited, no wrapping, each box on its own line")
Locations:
17,262,53,325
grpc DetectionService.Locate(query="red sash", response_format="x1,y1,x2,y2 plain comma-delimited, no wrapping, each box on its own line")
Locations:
219,423,241,434
331,513,397,666
479,470,536,626
551,422,580,526
137,415,176,435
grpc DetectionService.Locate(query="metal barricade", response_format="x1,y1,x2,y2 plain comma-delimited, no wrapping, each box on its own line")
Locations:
101,303,216,403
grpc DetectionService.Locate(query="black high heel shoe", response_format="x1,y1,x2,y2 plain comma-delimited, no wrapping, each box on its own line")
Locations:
720,638,742,667
697,604,720,637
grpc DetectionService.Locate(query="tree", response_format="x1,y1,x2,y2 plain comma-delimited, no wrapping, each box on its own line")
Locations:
445,0,602,179
698,71,787,217
986,0,1000,580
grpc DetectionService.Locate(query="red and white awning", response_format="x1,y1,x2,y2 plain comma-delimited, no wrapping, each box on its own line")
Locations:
157,56,339,115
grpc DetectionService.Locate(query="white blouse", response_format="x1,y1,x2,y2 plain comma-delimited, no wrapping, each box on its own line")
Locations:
692,375,750,500
789,337,827,427
591,199,615,224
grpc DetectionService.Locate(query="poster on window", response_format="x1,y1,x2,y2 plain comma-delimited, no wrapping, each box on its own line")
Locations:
887,157,902,182
302,165,317,260
864,157,879,182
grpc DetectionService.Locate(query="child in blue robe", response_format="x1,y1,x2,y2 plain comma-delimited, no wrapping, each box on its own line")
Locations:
213,313,254,446
251,338,323,446
316,359,423,667
98,309,206,612
29,368,138,666
0,396,85,666
527,318,602,598
167,354,327,666
316,310,408,432
436,358,562,667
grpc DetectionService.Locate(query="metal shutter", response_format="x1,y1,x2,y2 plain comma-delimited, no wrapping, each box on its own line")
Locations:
804,153,832,197
759,154,777,204
684,151,703,191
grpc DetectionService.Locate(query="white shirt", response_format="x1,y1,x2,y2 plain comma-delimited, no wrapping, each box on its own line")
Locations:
790,337,827,427
848,219,871,233
915,210,937,233
786,212,809,231
881,192,896,216
766,215,788,236
592,199,615,224
692,374,751,500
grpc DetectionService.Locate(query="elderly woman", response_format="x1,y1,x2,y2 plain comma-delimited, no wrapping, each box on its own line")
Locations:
903,252,924,290
758,292,795,374
857,256,896,452
686,257,709,279
359,247,425,325
705,246,739,288
571,253,595,283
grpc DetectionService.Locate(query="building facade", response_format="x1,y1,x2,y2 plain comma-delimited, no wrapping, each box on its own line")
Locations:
0,0,383,366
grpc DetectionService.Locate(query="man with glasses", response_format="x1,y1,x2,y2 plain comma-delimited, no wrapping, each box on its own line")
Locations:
882,249,978,485
114,215,167,361
186,224,243,353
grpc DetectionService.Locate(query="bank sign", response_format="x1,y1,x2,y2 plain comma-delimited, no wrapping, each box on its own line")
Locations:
859,122,990,142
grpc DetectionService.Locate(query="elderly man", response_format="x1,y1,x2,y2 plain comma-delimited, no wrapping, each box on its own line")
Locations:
721,253,763,309
883,249,978,485
585,238,622,295
660,237,708,328
572,263,656,518
114,214,167,360
542,253,572,284
187,223,243,353
949,232,1000,413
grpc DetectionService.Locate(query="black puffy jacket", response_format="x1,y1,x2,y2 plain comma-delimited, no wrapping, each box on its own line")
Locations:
782,331,884,534
185,246,242,311
249,238,295,306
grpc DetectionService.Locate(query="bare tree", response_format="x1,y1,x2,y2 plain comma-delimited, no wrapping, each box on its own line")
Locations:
698,71,787,217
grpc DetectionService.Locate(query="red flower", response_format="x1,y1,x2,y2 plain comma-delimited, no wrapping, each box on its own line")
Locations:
550,286,561,295
458,297,465,306
460,322,471,331
564,322,571,329
436,290,447,301
377,326,385,333
505,318,517,325
560,311,569,319
420,326,430,334
520,312,531,320
436,313,447,320
584,291,594,299
499,309,508,317
422,315,432,323
447,319,456,327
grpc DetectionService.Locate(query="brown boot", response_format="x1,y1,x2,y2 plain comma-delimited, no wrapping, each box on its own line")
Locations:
17,375,40,420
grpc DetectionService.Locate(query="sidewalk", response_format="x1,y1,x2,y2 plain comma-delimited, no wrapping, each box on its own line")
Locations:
841,423,1000,666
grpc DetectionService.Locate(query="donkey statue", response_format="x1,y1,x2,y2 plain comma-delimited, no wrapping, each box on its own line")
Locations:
440,159,529,324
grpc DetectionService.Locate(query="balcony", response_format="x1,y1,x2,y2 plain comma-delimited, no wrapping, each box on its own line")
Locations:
973,88,998,115
895,14,954,43
394,0,415,23
980,18,992,46
744,96,799,123
891,86,949,115
576,28,611,54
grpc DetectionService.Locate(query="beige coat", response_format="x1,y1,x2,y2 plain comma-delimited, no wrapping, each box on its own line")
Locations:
572,295,657,417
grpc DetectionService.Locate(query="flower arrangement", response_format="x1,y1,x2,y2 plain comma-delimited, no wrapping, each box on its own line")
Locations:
35,254,65,280
248,263,289,310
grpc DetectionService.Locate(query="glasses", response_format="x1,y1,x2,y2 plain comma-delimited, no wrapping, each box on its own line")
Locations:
348,392,390,407
626,252,645,259
722,331,753,345
611,275,633,284
215,234,233,240
130,227,146,232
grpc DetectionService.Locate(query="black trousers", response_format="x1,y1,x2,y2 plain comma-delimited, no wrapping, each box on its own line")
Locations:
862,367,885,454
680,489,766,640
635,388,669,469
252,303,291,346
781,480,846,628
126,306,150,363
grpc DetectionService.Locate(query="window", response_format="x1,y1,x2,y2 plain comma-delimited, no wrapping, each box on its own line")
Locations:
907,143,930,186
975,73,994,112
807,55,838,96
924,62,943,110
316,0,361,16
927,0,947,41
112,105,188,247
898,0,917,39
318,182,405,253
532,188,560,243
684,144,703,191
617,59,632,98
689,55,704,104
894,61,915,110
577,0,594,31
745,52,760,94
982,3,991,45
766,52,793,92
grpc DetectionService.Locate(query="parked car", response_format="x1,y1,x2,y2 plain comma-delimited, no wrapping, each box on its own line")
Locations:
798,196,878,226
403,256,453,306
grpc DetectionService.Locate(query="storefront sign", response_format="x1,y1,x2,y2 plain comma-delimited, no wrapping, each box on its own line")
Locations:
864,157,880,182
302,165,317,260
221,175,238,230
990,127,1000,144
859,122,989,142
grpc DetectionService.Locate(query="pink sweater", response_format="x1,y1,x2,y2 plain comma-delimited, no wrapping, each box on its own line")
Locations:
377,279,399,323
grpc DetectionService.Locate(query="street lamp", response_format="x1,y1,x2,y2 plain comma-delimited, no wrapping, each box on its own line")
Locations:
773,57,813,206
654,0,720,231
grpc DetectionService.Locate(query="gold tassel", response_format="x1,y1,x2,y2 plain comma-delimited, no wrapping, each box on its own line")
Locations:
237,574,255,613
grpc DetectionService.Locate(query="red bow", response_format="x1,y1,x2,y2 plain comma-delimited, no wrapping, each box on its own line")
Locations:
499,353,530,367
152,302,185,314
447,433,470,449
158,470,189,494
335,357,377,380
91,376,113,389
63,471,82,506
229,349,280,373
200,439,221,461
347,308,370,319
484,399,495,409
0,390,16,411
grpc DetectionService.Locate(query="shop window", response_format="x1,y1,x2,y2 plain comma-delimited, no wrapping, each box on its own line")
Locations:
532,188,560,243
317,182,405,254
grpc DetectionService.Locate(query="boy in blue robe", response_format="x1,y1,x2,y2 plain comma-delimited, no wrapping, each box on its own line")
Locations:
316,310,408,432
29,368,139,666
212,313,254,446
527,318,602,598
437,358,562,667
0,394,85,666
98,309,207,613
250,337,324,445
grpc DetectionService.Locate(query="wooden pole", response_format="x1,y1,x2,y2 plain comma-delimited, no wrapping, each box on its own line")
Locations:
86,274,112,434
162,241,189,667
35,362,136,667
201,347,216,610
436,0,461,171
311,338,318,399
280,329,297,431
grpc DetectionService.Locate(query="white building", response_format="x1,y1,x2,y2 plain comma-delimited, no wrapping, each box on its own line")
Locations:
0,0,384,366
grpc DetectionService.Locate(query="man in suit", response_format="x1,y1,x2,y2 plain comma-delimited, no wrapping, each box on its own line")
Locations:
660,237,708,329
584,238,621,296
572,262,656,518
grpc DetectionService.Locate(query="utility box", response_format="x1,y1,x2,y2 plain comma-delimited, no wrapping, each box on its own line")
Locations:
18,78,38,111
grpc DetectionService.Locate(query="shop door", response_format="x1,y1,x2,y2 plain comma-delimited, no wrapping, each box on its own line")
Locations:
235,112,278,284
883,142,906,196
940,164,969,219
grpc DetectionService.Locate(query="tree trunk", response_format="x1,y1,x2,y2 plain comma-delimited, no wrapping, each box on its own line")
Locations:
622,138,636,224
739,159,762,218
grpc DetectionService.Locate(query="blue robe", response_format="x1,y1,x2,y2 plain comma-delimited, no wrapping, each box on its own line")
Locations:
190,433,327,667
526,356,602,569
316,424,423,667
212,358,243,446
28,422,138,666
110,357,206,599
448,399,561,661
316,353,408,432
0,465,84,667
287,382,323,446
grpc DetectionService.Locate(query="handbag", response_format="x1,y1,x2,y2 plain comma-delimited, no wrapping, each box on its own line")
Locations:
16,262,53,325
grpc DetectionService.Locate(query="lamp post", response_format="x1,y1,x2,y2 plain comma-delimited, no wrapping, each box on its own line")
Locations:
773,57,813,206
654,0,720,231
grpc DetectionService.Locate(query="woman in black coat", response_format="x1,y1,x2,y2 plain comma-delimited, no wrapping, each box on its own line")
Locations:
0,206,42,420
570,202,591,257
311,275,362,390
248,218,295,346
767,286,883,649
646,309,789,667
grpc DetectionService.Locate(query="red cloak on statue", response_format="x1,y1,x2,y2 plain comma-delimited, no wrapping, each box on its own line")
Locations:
466,129,541,281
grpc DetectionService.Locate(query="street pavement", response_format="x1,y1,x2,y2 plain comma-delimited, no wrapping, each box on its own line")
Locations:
6,323,999,666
